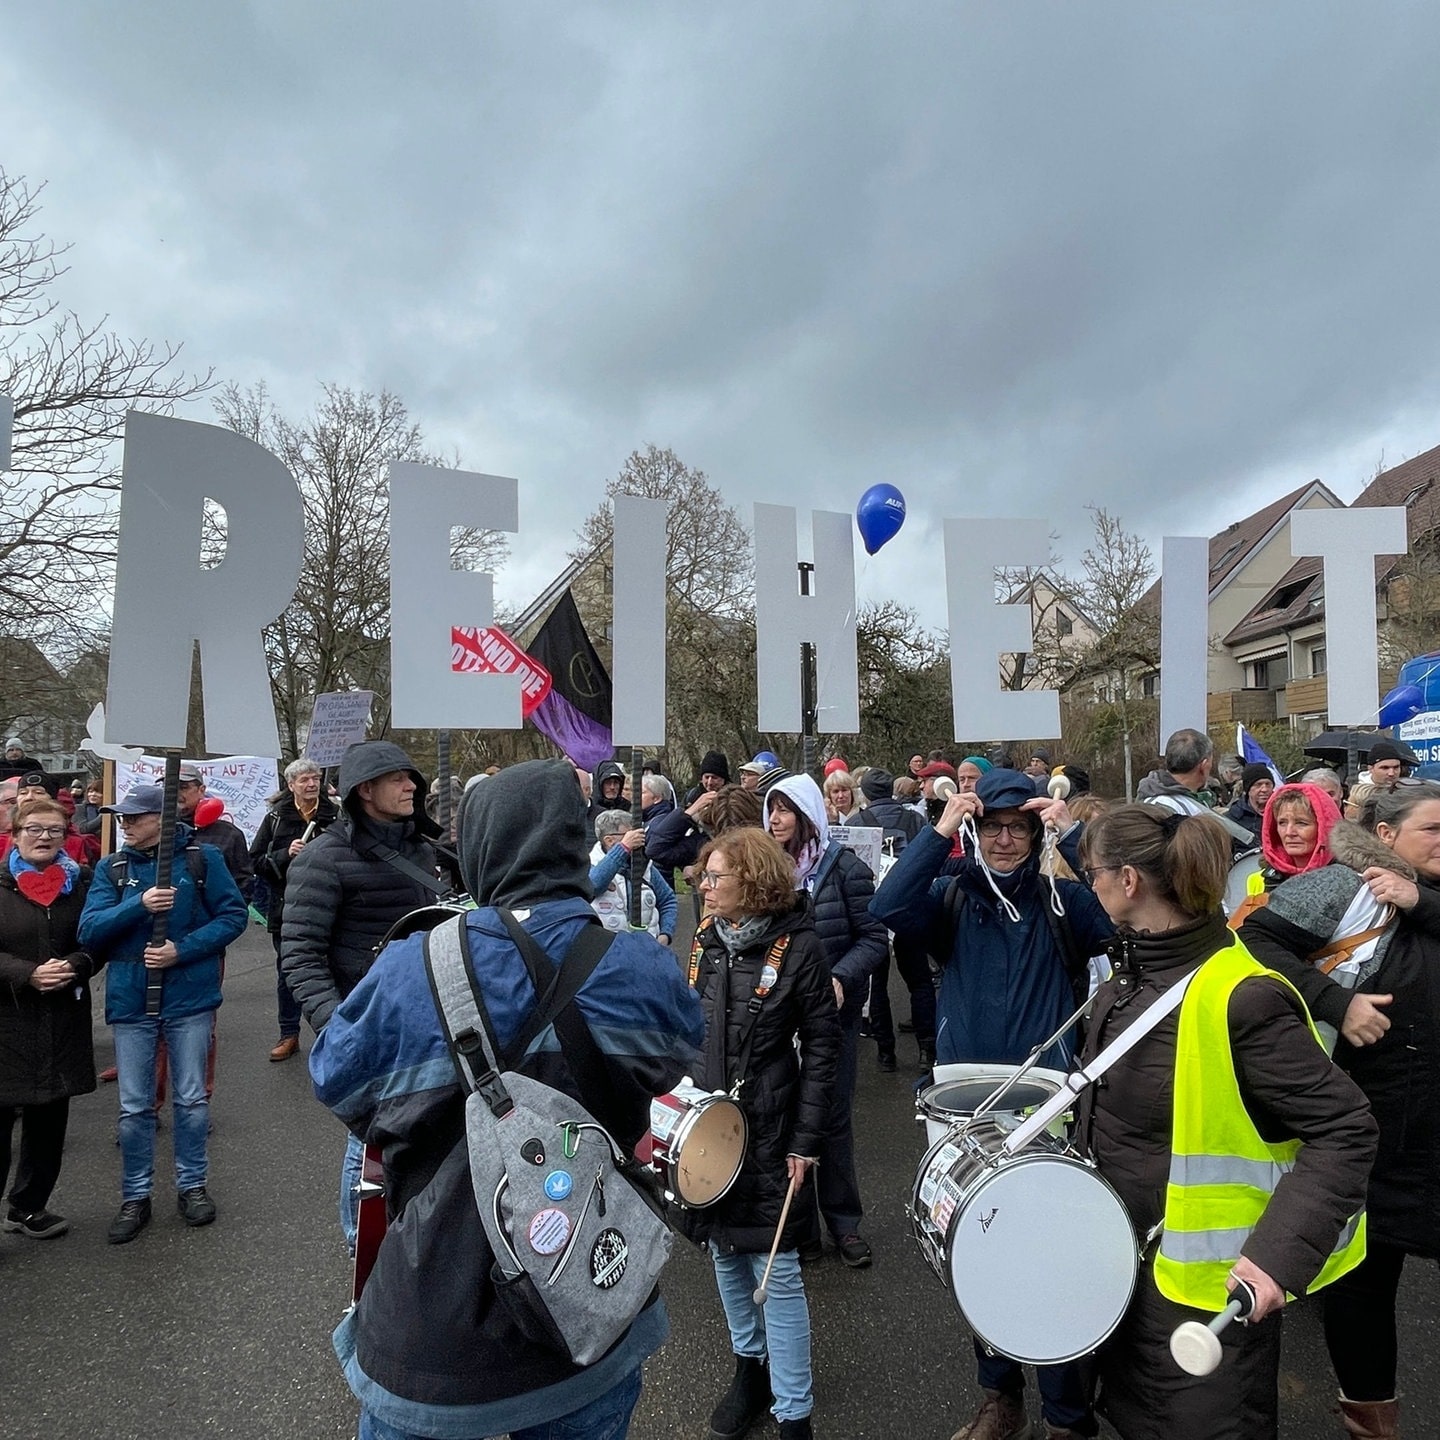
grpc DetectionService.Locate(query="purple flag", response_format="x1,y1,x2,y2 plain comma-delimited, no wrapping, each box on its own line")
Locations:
531,689,614,773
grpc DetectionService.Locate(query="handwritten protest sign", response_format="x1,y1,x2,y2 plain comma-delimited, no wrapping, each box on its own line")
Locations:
304,691,374,767
116,755,279,843
451,626,552,717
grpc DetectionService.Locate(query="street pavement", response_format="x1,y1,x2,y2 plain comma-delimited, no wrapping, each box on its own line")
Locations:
2,920,1437,1440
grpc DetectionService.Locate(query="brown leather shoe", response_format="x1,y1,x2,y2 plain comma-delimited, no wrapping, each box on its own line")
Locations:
269,1036,300,1062
950,1389,1031,1440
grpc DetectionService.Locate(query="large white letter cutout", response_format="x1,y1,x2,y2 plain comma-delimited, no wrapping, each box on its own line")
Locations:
107,412,304,755
1160,537,1210,741
1290,507,1409,725
610,495,668,746
754,506,860,733
389,462,521,729
944,518,1059,741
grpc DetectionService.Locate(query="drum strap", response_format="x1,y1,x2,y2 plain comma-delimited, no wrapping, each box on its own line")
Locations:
1002,968,1197,1155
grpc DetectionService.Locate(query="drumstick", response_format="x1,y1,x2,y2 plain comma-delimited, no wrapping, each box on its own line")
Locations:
1168,1278,1257,1376
751,1170,801,1305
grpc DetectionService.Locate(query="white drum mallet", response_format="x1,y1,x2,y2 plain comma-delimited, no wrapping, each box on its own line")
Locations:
1169,1277,1257,1376
751,1171,802,1305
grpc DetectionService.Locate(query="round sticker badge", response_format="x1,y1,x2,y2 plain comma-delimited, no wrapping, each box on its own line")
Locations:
590,1228,629,1289
759,963,779,991
544,1170,573,1202
527,1207,572,1257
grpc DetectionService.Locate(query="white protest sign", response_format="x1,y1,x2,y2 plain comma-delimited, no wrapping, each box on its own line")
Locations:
1160,537,1210,740
829,823,882,881
611,495,668,746
304,691,374,767
116,754,279,844
0,394,12,471
1291,508,1408,725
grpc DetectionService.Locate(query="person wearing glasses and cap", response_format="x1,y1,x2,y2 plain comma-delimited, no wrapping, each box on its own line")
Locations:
78,783,247,1244
870,768,1113,1440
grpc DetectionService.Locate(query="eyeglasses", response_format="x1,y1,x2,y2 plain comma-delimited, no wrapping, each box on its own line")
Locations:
18,825,66,839
1081,865,1118,887
701,871,734,885
116,813,157,826
977,819,1033,839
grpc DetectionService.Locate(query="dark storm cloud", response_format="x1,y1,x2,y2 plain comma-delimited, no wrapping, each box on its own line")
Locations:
2,2,1440,620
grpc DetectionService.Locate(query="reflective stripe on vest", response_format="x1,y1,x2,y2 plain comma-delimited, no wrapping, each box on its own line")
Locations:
1152,939,1367,1311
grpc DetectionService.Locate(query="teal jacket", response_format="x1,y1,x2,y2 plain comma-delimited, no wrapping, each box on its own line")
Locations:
78,828,248,1022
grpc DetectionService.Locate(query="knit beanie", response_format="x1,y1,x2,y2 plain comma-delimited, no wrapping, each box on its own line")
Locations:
698,751,731,784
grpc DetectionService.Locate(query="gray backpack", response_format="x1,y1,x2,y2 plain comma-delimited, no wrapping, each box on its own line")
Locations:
423,909,672,1366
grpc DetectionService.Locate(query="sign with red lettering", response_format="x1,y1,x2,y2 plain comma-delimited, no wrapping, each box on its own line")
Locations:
451,626,552,717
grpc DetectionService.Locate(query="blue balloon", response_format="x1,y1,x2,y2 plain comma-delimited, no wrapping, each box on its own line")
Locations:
1378,683,1425,729
856,483,907,556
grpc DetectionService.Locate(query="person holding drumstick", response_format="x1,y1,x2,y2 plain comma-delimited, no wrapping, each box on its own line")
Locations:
1075,805,1376,1440
689,827,840,1440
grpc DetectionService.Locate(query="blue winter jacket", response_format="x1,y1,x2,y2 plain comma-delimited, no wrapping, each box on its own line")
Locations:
312,898,704,1432
870,825,1112,1066
78,828,249,1023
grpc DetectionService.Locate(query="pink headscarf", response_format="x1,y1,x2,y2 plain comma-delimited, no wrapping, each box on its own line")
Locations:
1260,782,1343,876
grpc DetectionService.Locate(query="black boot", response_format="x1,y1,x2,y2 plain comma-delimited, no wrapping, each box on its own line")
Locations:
710,1354,771,1440
779,1417,814,1439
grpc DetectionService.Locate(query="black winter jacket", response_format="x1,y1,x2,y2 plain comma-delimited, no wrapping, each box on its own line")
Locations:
807,843,889,995
691,902,841,1252
0,866,99,1106
1245,863,1440,1256
189,816,254,896
847,796,924,854
248,791,341,935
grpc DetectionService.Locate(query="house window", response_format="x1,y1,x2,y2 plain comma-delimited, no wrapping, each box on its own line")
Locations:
1251,659,1269,690
1311,646,1326,677
1056,611,1074,638
1141,672,1159,698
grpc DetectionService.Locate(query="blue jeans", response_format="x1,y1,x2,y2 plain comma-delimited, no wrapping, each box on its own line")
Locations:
114,1011,214,1201
710,1246,812,1423
341,1130,364,1254
357,1365,642,1439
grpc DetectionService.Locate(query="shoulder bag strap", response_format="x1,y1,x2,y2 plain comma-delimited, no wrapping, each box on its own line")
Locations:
1002,967,1198,1154
495,910,616,1097
423,915,514,1117
357,833,451,897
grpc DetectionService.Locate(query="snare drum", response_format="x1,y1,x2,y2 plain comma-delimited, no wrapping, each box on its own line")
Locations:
917,1064,1071,1147
1223,849,1263,919
647,1082,746,1208
910,1119,1137,1364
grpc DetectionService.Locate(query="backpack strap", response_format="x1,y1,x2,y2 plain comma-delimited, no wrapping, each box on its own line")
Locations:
424,916,514,1118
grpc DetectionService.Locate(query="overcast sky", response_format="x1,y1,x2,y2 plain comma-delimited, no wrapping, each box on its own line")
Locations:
3,2,1439,630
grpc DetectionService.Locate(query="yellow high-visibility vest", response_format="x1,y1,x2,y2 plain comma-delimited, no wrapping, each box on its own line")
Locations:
1152,938,1367,1311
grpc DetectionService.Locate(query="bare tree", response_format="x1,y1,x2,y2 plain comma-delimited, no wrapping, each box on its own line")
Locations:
569,446,758,774
1059,508,1161,798
0,169,211,656
214,381,509,757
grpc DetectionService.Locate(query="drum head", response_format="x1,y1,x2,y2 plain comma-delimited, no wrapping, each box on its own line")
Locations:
1223,851,1262,918
675,1099,746,1206
948,1153,1136,1364
924,1077,1061,1118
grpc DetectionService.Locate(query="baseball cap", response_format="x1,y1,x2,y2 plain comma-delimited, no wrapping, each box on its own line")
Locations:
177,764,205,783
102,783,165,816
739,760,769,776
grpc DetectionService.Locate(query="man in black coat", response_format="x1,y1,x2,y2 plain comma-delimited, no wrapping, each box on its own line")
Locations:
280,739,444,1251
847,767,933,1070
248,758,340,1062
177,766,254,896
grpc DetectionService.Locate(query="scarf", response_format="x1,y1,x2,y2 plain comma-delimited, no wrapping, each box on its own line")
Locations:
714,913,773,956
8,846,80,896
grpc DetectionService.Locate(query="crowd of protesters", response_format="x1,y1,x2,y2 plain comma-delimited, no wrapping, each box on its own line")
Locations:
1,729,1434,1440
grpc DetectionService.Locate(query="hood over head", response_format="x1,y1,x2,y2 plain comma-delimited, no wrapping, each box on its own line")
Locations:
457,759,593,909
763,774,830,888
594,759,626,792
337,740,437,834
1260,782,1343,876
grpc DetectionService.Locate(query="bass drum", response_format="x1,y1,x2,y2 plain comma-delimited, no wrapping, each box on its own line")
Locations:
1223,850,1263,920
910,1120,1137,1364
